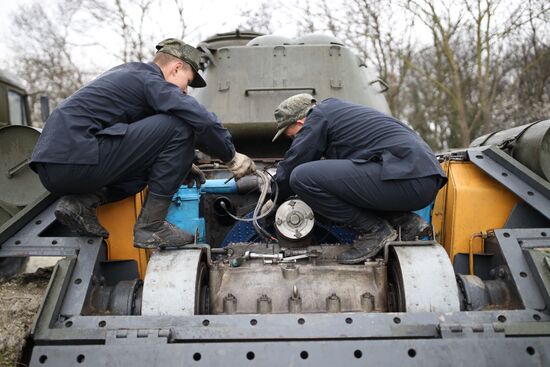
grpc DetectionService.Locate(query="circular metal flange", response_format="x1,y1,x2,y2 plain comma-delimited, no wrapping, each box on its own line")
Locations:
0,125,45,206
389,244,460,313
141,249,207,316
275,199,315,240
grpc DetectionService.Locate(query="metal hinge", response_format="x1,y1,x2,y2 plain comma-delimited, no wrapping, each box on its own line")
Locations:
105,328,174,345
438,323,505,339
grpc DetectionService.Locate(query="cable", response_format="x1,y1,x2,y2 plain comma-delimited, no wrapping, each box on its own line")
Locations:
252,171,275,241
220,171,278,222
219,170,279,241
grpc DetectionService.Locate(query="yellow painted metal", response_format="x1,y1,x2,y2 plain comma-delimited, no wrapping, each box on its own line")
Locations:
97,192,149,279
432,160,520,262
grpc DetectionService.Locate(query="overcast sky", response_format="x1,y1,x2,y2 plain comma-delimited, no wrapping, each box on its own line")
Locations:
0,0,298,72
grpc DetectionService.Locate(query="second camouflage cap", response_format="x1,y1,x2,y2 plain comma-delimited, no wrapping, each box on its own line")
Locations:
155,38,206,88
273,93,317,142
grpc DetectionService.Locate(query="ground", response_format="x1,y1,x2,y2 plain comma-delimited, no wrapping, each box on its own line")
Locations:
0,265,52,367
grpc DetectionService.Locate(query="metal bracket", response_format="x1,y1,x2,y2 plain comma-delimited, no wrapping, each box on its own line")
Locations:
383,239,437,262
244,87,316,96
468,146,550,221
369,78,389,93
438,323,505,339
493,229,547,310
105,328,174,345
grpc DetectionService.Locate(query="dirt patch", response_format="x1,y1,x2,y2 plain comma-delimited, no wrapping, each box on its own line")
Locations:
0,267,52,367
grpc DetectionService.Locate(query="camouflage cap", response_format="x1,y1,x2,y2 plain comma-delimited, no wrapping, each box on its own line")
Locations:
155,38,207,88
272,93,316,142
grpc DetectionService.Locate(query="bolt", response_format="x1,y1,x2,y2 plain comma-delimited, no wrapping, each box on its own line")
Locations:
361,292,375,312
289,213,301,225
223,293,238,314
326,293,341,313
257,294,272,314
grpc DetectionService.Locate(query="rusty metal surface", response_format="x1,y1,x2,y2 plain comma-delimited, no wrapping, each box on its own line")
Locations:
209,243,388,314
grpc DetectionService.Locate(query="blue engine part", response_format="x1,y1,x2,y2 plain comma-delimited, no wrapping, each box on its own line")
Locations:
166,180,239,243
199,179,238,194
167,179,434,245
414,205,432,224
166,187,206,242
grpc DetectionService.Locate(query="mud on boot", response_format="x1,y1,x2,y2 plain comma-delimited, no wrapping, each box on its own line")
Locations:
134,193,194,249
386,212,432,241
337,220,397,264
54,193,109,237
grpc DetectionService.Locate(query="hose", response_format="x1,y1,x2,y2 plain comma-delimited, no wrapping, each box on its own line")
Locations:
468,230,490,275
219,170,279,242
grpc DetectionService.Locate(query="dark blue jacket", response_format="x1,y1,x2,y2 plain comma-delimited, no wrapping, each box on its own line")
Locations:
275,98,446,200
31,62,235,165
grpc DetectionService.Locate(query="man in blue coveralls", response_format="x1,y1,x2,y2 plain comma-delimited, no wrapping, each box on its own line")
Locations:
265,94,447,264
31,39,255,249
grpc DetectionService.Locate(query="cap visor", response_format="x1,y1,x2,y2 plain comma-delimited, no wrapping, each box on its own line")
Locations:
272,128,286,142
189,73,207,88
188,65,207,88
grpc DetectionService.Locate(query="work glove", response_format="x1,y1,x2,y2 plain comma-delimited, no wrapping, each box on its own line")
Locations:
183,164,206,188
260,199,275,217
226,152,256,180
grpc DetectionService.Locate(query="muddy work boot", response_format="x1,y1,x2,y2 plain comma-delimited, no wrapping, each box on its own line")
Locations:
337,220,397,264
54,193,109,237
386,212,432,241
134,193,194,249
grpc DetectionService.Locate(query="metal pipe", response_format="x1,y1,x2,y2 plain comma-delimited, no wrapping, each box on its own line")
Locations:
468,230,489,275
470,119,550,181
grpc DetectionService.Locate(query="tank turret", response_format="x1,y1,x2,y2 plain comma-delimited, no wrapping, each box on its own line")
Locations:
192,31,390,158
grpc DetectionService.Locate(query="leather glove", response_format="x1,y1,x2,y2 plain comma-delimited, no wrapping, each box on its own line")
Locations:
226,152,256,180
183,164,206,188
260,199,275,216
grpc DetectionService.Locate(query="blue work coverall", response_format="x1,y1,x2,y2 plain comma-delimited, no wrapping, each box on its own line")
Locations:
274,98,447,230
31,62,235,200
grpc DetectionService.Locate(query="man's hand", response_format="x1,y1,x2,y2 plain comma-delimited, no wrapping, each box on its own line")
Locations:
260,199,275,216
184,164,206,188
226,152,256,180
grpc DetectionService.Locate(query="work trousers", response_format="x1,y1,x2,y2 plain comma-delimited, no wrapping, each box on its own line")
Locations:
35,114,195,200
289,159,442,231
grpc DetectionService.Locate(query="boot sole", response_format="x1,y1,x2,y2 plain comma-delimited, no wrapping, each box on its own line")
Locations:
400,224,433,241
338,247,384,264
55,209,109,237
338,232,398,264
133,242,159,249
133,241,194,250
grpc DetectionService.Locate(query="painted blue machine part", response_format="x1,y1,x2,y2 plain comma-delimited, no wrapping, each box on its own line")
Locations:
166,180,238,243
199,179,238,194
166,187,206,242
221,204,434,246
166,179,433,246
414,204,432,224
413,204,433,240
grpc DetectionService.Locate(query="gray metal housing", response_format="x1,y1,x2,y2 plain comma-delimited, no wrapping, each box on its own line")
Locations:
191,32,390,157
0,147,549,366
1,32,550,366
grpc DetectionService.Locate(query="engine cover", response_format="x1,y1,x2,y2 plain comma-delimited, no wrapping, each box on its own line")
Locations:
209,243,388,314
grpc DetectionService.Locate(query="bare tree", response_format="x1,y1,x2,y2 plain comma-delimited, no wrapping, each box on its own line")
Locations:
85,0,156,63
292,1,414,121
290,0,548,148
173,0,188,40
493,0,550,125
401,0,544,147
9,0,87,125
238,1,282,34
